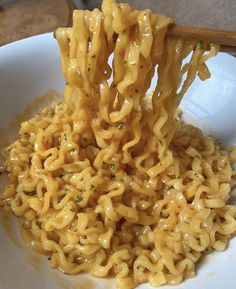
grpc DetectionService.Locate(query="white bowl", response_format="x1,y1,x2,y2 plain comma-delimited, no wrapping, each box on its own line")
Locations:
0,33,236,289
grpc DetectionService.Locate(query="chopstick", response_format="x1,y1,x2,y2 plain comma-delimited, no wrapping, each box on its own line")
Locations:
168,24,236,53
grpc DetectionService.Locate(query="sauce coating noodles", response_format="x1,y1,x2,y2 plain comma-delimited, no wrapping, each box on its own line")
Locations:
1,1,236,288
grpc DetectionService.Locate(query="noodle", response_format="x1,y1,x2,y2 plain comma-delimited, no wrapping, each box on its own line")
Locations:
1,0,236,288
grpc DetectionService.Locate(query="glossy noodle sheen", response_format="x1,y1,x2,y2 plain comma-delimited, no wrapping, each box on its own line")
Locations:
1,0,236,288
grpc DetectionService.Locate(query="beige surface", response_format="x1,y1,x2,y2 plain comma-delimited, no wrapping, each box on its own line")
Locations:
130,0,236,30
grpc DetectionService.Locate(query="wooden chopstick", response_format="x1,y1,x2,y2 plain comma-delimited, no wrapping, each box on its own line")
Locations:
168,24,236,53
220,45,236,53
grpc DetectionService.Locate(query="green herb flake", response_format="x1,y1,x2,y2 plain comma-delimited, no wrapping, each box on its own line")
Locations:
117,122,124,130
197,41,204,50
109,164,116,172
159,140,163,146
36,221,42,229
24,191,36,196
75,196,83,204
64,134,68,141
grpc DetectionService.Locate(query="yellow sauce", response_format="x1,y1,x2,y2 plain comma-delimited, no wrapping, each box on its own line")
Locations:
0,89,62,148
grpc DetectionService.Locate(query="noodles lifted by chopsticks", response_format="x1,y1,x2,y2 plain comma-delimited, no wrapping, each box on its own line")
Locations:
1,0,236,288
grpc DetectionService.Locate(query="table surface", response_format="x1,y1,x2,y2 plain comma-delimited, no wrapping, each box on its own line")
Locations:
1,0,236,46
0,0,74,46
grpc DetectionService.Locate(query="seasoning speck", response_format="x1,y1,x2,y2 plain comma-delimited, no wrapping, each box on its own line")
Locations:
197,41,204,50
24,191,36,196
109,164,116,172
117,123,124,130
75,196,83,204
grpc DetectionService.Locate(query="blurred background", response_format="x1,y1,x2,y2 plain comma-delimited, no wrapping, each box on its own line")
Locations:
0,0,236,46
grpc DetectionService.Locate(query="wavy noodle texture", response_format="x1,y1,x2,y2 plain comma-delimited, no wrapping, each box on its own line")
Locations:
1,1,236,288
